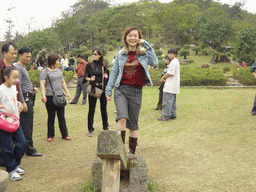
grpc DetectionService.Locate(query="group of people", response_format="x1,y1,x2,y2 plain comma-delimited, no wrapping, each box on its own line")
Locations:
0,26,183,182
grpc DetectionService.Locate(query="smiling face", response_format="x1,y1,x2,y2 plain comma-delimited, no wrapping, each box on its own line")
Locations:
126,30,140,49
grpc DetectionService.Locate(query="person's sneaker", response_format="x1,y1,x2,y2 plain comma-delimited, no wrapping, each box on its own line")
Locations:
9,170,22,181
15,166,25,175
157,117,170,121
88,132,93,137
251,111,256,115
170,116,176,119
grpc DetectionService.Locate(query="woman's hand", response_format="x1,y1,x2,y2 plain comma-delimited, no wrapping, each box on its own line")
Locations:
138,39,144,45
41,96,47,103
66,93,71,101
104,73,108,79
106,95,112,101
90,76,96,81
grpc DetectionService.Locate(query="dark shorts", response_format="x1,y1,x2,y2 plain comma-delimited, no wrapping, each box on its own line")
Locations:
114,85,142,130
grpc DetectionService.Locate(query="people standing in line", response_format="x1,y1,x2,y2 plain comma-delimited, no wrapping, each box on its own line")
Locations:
39,53,71,142
105,26,158,154
69,54,88,105
158,48,180,121
60,55,68,71
84,49,109,137
0,66,26,181
14,47,42,157
154,55,171,110
0,43,23,167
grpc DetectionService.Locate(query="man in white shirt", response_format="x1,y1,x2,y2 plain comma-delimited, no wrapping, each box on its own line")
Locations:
158,48,180,121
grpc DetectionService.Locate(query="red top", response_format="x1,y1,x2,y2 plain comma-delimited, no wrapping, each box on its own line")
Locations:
76,61,87,77
120,51,145,88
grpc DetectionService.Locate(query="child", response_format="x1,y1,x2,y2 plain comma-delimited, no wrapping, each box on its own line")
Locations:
158,48,180,121
154,56,171,110
0,66,26,181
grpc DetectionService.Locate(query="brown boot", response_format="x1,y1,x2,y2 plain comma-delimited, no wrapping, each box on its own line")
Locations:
121,131,126,144
129,137,138,155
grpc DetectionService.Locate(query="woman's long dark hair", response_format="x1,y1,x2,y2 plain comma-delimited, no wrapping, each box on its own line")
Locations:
92,48,106,68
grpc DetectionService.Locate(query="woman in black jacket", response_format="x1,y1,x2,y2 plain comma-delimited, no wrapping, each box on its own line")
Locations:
84,48,109,137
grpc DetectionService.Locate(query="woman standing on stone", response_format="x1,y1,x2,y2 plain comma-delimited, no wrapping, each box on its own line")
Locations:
105,26,158,154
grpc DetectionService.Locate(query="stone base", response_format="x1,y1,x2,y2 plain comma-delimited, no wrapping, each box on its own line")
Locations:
0,170,9,192
92,155,148,192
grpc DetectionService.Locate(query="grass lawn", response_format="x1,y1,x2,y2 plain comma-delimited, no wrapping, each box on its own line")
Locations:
4,86,256,191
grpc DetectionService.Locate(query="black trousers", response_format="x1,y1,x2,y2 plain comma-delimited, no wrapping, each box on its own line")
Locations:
20,95,37,155
88,93,108,133
45,96,68,138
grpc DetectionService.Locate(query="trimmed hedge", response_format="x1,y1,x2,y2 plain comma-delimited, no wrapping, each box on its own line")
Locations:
181,68,227,86
28,70,74,87
233,67,256,85
149,67,227,86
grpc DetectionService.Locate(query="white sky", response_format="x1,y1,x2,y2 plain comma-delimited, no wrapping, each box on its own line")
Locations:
0,0,255,41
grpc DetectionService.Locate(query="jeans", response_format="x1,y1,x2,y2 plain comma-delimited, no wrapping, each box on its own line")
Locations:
46,96,69,138
88,93,108,133
162,92,177,118
0,125,26,172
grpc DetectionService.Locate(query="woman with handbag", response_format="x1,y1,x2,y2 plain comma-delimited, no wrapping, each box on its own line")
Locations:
0,66,26,181
105,26,158,154
84,48,109,137
39,53,71,142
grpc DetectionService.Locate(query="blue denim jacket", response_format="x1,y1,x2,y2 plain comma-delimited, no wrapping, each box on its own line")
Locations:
105,41,158,96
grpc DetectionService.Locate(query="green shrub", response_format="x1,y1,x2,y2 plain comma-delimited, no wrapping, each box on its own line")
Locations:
158,60,165,69
234,67,256,85
183,44,190,49
217,46,225,53
154,49,163,56
232,55,237,61
226,51,232,56
175,46,181,52
169,44,175,48
180,49,190,59
107,45,114,51
212,52,222,57
154,43,161,50
180,68,227,86
28,70,41,87
199,43,207,49
149,68,163,86
157,56,163,61
62,71,74,83
223,67,230,72
202,49,208,56
192,46,201,55
28,70,74,87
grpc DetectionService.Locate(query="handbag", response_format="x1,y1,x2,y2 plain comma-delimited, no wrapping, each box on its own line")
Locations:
0,113,19,133
86,66,104,98
46,70,67,107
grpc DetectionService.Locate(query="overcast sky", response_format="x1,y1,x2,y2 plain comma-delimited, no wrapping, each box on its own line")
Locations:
0,0,255,41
